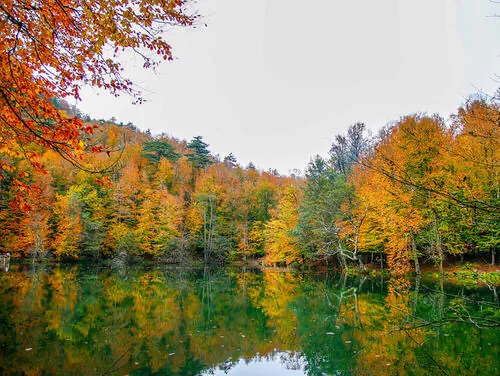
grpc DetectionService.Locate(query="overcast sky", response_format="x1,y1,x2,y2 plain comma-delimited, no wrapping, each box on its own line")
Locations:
78,0,499,174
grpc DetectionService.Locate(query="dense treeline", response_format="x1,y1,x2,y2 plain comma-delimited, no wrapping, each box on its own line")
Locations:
0,96,498,273
297,96,499,273
0,113,300,264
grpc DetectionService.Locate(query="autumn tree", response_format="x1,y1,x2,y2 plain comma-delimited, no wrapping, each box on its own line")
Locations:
264,185,302,266
187,170,217,262
103,155,143,255
0,0,194,206
450,98,500,264
136,188,183,258
0,164,54,258
71,178,109,259
349,115,457,274
53,188,83,259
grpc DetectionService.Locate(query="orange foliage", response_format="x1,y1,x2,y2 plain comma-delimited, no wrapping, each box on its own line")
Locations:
347,115,452,273
263,185,302,266
0,0,193,207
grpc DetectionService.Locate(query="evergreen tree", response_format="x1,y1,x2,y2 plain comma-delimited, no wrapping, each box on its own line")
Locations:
223,153,238,168
186,136,212,169
142,139,181,163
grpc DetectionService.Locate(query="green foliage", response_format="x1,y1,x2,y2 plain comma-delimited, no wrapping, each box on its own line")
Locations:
295,156,347,260
186,136,212,169
141,139,180,163
436,265,500,288
295,122,371,267
481,271,500,285
1,96,497,272
1,267,498,375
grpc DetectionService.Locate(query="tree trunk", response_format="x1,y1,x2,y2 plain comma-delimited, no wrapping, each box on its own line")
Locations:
433,214,444,276
413,274,421,314
411,236,420,276
338,252,347,271
492,247,496,266
358,254,365,271
203,207,208,264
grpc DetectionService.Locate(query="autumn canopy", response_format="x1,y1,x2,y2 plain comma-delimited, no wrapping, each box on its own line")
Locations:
0,0,193,207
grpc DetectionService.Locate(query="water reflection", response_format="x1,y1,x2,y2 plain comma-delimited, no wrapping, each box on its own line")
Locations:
0,264,498,375
202,351,306,375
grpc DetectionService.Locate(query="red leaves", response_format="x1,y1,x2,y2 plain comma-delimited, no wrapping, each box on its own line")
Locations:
9,179,42,213
89,145,103,153
94,176,112,187
0,0,194,201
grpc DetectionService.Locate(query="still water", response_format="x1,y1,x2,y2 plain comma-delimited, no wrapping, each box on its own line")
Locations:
0,264,498,375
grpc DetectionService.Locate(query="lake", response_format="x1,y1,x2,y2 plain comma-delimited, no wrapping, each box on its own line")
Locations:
0,264,498,375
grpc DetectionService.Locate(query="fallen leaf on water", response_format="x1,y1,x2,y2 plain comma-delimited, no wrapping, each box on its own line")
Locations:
25,348,32,351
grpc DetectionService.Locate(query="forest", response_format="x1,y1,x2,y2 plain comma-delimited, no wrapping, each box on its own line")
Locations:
0,95,498,275
1,2,499,375
0,0,498,276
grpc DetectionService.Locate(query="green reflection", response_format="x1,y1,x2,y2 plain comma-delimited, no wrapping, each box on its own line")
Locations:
0,265,498,375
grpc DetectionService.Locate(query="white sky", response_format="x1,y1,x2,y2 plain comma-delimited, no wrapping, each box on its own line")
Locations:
78,0,500,175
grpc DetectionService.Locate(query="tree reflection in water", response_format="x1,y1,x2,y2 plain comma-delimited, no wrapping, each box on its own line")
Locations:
0,265,498,375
